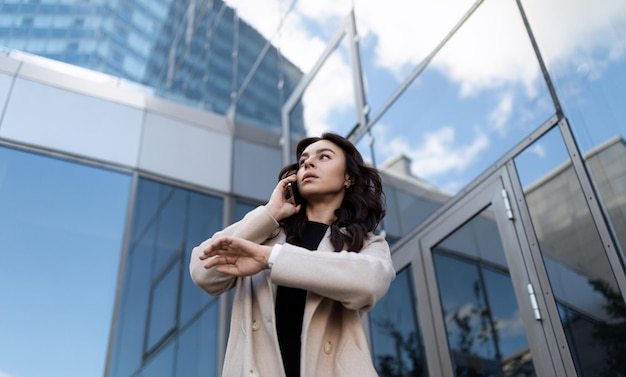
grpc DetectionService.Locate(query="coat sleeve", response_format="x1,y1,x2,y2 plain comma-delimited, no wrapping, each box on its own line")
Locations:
189,206,281,296
269,233,396,312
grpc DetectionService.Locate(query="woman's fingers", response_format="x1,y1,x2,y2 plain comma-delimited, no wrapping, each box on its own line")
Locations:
203,254,229,269
200,237,233,258
199,236,249,260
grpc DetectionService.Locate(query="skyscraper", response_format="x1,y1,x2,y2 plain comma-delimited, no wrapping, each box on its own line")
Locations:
0,0,304,134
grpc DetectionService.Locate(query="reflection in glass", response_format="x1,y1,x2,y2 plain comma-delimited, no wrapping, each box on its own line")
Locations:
146,259,181,353
521,0,626,265
141,339,175,377
584,139,626,264
433,205,536,376
514,126,623,376
109,178,223,377
236,200,259,222
110,218,156,376
180,192,224,327
148,2,306,133
175,302,219,377
154,188,186,275
234,34,304,135
381,183,447,244
369,267,428,376
0,146,131,377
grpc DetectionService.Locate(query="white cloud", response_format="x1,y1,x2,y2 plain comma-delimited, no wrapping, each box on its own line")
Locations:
488,93,514,138
296,0,352,22
302,51,354,136
229,0,626,102
410,127,489,178
226,0,626,179
0,370,15,377
522,0,626,66
495,309,526,338
528,144,546,159
225,0,283,38
375,124,490,179
352,0,475,80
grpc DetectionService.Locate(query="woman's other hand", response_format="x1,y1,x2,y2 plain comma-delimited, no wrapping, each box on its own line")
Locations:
200,236,273,276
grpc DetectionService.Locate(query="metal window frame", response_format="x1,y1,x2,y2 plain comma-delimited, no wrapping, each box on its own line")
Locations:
280,8,368,164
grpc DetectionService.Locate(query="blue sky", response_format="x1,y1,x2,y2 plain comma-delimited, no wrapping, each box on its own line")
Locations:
1,0,625,376
228,0,626,192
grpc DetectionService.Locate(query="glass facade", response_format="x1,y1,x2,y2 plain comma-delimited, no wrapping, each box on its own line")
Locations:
432,206,535,376
0,146,131,377
1,0,625,376
514,125,623,376
369,266,428,376
520,0,626,267
0,0,305,135
108,178,223,377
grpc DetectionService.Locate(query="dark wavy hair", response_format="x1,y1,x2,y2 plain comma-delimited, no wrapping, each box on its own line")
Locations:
278,132,385,252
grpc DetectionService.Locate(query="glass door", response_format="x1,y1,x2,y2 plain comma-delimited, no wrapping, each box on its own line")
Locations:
415,169,566,376
511,124,626,376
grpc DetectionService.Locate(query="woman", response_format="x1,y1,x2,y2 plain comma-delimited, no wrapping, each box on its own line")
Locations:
190,132,395,377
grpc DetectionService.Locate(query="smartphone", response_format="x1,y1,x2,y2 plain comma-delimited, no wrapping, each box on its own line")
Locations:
286,182,301,205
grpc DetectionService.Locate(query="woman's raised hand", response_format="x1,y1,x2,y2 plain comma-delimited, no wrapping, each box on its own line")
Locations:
200,236,273,276
264,175,301,221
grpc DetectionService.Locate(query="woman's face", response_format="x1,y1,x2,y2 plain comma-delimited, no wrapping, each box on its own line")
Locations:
297,139,350,203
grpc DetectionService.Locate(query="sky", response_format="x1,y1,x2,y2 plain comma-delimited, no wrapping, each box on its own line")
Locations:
1,1,625,377
226,0,626,193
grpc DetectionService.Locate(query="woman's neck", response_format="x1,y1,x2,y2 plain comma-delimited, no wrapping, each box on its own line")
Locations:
305,202,338,225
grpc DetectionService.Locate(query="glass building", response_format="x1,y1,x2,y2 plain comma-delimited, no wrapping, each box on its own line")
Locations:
0,0,305,134
1,1,625,377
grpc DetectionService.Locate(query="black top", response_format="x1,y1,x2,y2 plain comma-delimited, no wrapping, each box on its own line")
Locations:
275,221,329,377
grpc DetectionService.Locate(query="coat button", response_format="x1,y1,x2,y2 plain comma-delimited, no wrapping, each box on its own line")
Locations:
324,340,333,354
251,321,260,331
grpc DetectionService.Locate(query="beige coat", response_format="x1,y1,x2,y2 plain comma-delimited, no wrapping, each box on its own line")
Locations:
190,206,395,377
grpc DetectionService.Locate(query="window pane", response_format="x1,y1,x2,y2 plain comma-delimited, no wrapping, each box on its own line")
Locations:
522,0,626,259
129,178,162,245
110,222,157,377
109,178,224,377
514,126,621,376
179,192,223,326
0,146,130,377
154,188,186,276
175,302,219,377
382,184,446,244
433,205,536,376
141,339,175,377
235,200,258,222
146,260,180,352
369,266,428,377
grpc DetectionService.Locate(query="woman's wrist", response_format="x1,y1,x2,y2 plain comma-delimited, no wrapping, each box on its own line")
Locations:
264,202,282,222
267,243,282,269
